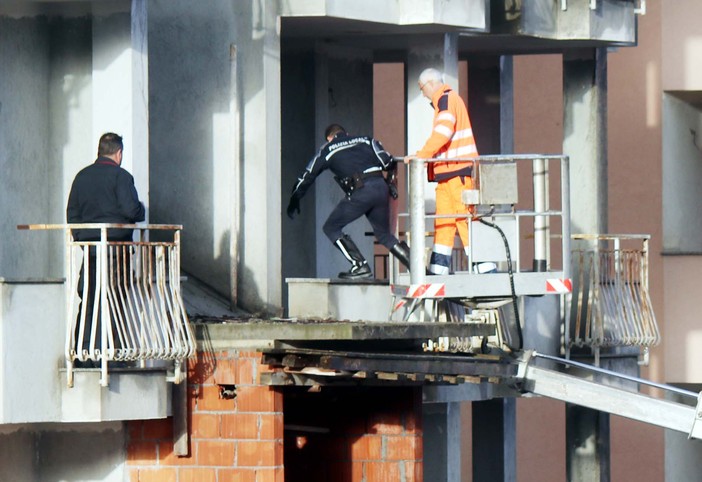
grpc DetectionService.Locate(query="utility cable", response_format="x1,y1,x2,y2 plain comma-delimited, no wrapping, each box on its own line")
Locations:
475,214,524,351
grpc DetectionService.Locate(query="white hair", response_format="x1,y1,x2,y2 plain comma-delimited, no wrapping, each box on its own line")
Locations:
418,68,444,85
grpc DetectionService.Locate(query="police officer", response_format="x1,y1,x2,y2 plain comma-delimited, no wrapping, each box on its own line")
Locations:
287,124,410,280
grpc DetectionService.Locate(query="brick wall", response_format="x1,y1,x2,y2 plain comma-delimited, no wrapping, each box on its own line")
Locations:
126,351,423,482
284,386,423,482
126,350,283,482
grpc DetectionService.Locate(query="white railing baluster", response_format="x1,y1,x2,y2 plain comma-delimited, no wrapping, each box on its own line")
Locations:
18,223,195,386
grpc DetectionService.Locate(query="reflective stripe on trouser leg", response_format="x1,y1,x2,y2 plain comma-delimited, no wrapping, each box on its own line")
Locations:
334,237,358,265
429,243,452,275
434,176,471,248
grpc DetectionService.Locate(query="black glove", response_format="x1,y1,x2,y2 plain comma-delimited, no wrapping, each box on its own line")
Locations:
287,196,300,219
386,170,399,200
388,180,399,200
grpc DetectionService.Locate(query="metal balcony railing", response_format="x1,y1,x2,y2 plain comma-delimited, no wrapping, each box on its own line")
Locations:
18,223,196,387
568,234,660,363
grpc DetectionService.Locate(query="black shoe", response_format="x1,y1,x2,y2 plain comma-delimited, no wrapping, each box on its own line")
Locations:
334,235,373,280
390,241,411,270
338,262,372,279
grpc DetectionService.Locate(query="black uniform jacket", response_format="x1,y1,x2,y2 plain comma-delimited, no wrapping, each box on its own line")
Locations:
66,156,145,241
290,133,394,201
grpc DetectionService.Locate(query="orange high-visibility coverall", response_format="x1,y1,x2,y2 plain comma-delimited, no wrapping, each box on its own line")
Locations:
416,84,478,274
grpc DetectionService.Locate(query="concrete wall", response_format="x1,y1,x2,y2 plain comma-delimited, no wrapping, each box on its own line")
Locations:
661,94,702,253
0,15,53,279
0,282,64,423
281,45,317,284
148,0,282,314
662,0,702,91
0,423,125,482
315,46,375,279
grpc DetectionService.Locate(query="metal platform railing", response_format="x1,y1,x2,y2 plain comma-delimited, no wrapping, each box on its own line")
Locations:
390,155,571,317
568,234,660,362
18,223,196,387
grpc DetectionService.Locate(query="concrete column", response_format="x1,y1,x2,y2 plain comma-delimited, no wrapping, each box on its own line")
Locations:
500,55,514,154
563,47,609,482
92,0,149,219
424,402,462,482
238,1,282,313
472,398,517,482
406,34,459,243
566,404,611,482
563,48,607,236
443,33,458,91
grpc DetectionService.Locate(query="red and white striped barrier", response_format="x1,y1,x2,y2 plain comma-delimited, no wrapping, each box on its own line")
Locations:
405,283,446,298
546,278,572,293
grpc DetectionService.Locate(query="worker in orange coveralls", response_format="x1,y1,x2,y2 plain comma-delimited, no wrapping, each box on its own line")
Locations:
405,67,492,275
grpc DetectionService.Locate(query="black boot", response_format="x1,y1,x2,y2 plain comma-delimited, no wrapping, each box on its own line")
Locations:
334,235,372,279
390,241,411,270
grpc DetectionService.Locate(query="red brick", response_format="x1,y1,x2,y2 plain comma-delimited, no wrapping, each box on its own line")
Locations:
219,468,257,482
238,440,282,467
188,353,217,385
197,384,236,412
127,441,157,465
237,351,260,360
214,358,239,385
368,412,403,435
237,357,255,385
256,467,284,482
352,461,365,481
407,460,423,482
350,435,382,461
385,435,419,461
259,414,283,440
180,467,217,482
235,386,280,413
365,461,401,482
192,413,220,439
222,413,259,439
157,441,192,466
142,419,173,440
196,440,236,466
404,409,421,434
137,468,176,482
127,421,143,441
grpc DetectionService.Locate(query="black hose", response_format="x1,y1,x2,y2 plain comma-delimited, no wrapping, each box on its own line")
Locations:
476,216,524,350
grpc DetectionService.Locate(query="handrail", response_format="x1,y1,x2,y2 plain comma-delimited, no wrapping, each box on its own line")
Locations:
568,233,660,362
19,223,195,387
393,154,571,282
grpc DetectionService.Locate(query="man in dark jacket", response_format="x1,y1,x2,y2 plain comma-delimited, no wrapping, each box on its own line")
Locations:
67,132,145,241
287,124,410,280
66,133,145,361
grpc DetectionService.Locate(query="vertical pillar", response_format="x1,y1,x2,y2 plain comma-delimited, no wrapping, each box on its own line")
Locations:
92,0,149,218
566,405,611,482
500,55,514,155
563,48,607,236
239,1,282,313
424,402,462,482
563,47,610,482
472,398,517,482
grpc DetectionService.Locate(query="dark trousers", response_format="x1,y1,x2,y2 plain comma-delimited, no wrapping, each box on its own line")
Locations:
75,246,130,355
322,177,399,249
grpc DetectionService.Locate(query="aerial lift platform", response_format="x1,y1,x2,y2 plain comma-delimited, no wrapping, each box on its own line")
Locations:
283,153,690,441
